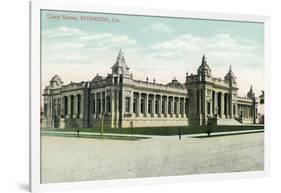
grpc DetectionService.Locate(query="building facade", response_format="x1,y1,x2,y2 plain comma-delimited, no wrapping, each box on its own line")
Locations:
41,50,259,129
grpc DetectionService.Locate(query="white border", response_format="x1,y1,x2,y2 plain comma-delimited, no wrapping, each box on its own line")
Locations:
30,1,271,192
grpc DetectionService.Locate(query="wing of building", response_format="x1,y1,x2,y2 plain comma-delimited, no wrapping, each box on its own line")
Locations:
42,50,261,129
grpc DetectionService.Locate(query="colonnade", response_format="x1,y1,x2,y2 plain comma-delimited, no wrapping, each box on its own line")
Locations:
59,94,83,119
128,92,188,118
90,91,112,117
196,89,237,119
237,103,256,119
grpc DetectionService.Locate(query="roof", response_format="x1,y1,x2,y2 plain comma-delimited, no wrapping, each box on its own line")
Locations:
197,55,212,77
92,74,104,82
111,49,130,76
224,65,236,81
167,78,185,89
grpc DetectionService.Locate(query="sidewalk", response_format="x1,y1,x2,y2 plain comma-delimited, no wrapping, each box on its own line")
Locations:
41,129,264,139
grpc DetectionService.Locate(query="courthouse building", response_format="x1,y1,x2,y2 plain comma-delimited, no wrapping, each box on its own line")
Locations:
41,50,259,129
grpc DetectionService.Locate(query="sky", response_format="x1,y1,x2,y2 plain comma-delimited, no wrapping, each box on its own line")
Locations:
41,10,264,97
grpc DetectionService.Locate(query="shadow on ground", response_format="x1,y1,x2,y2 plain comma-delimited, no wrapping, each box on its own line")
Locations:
42,133,150,141
190,130,264,138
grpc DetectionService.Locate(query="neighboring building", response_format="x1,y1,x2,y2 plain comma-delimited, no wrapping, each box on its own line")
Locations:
41,50,260,129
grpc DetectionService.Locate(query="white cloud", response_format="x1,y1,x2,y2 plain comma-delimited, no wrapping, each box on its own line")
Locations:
42,26,136,49
147,33,264,95
42,27,264,97
42,26,87,38
42,26,138,90
142,23,175,33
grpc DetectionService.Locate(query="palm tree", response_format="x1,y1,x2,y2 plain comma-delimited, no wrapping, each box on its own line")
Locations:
259,90,264,104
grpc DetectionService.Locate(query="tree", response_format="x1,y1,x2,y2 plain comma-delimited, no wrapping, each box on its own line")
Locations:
259,90,264,104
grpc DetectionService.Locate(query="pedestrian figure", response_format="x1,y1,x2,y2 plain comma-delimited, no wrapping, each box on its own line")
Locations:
178,127,181,140
77,129,80,137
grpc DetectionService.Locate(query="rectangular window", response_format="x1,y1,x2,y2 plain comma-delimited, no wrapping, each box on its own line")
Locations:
63,97,68,117
174,101,177,114
102,98,105,113
107,96,111,113
125,97,130,113
162,100,165,114
133,97,137,113
44,104,48,116
70,97,74,117
185,99,189,116
148,99,152,114
102,92,105,113
77,95,81,116
197,90,200,115
52,99,57,116
180,102,183,114
97,99,101,114
141,98,145,113
207,103,211,115
168,101,172,114
57,104,61,117
92,99,96,114
57,98,61,116
155,100,159,114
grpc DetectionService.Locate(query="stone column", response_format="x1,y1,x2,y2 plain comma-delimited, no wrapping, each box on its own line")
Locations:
151,94,155,117
221,93,225,118
80,94,84,118
144,93,148,117
73,95,78,118
226,94,229,119
47,98,51,118
171,96,174,117
104,91,107,114
224,94,227,118
60,98,64,118
176,97,180,117
210,92,213,117
182,98,185,117
50,98,54,128
202,89,206,119
198,90,201,116
100,92,104,115
110,91,114,115
137,93,141,117
67,96,71,118
62,97,66,117
214,92,217,117
89,94,92,116
115,88,119,123
229,93,233,118
94,93,97,118
130,92,134,114
165,96,168,117
159,95,162,117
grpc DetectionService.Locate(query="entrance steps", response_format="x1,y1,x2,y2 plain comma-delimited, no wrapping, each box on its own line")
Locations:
217,118,242,125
